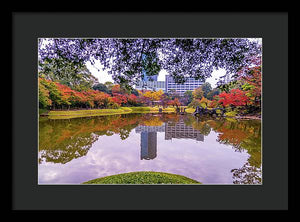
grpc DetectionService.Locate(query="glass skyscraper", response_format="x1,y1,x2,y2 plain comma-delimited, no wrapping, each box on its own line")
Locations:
135,80,165,91
165,75,204,96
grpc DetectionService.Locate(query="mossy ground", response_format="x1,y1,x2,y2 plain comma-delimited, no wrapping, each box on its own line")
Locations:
82,171,201,184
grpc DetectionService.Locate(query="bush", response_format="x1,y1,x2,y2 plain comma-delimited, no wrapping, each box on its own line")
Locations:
108,103,120,109
188,99,201,108
225,111,237,117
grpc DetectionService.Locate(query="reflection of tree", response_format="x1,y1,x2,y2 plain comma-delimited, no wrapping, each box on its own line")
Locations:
231,162,262,184
39,133,99,164
211,119,262,167
141,116,163,126
192,122,211,136
39,113,185,164
183,115,211,136
160,113,180,124
217,128,248,147
183,116,262,184
209,119,262,184
119,127,134,140
39,114,142,164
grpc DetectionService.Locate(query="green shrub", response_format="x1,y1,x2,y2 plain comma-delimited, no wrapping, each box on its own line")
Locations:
108,103,120,109
225,111,237,117
82,171,201,184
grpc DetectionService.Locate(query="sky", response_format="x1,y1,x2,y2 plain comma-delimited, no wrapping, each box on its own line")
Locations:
86,61,226,88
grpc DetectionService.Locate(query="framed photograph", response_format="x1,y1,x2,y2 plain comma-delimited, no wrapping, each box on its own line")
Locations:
12,11,291,210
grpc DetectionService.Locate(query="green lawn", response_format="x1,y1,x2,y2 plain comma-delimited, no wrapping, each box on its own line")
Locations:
82,171,201,184
185,108,195,113
45,106,176,119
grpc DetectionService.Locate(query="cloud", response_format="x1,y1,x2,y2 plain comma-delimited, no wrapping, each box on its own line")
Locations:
85,60,114,84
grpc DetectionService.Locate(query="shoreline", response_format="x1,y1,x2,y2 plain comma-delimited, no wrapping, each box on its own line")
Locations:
39,107,261,120
234,115,261,120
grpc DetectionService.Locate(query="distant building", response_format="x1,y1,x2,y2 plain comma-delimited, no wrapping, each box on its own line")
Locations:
135,80,165,92
165,75,204,96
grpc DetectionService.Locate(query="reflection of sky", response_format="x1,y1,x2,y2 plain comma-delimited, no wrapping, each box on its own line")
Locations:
38,128,250,184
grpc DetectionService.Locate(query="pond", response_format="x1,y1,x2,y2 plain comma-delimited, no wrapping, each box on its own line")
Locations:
38,113,262,185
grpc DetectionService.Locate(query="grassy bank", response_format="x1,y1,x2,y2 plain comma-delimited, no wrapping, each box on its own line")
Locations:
185,108,195,113
39,108,49,115
82,171,201,184
46,108,131,119
45,106,176,119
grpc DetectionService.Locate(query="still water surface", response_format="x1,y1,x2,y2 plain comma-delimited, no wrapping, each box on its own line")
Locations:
38,113,262,184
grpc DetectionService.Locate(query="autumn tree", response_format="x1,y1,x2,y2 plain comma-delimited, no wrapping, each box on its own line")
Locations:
55,82,75,109
42,79,63,109
168,98,181,109
215,88,249,108
199,97,211,108
111,84,121,94
215,54,262,114
111,93,128,107
38,78,52,109
239,65,262,110
141,90,164,106
126,94,139,106
192,87,204,100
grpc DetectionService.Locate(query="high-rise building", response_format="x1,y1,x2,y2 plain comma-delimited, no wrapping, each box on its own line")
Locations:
135,80,165,91
165,75,204,96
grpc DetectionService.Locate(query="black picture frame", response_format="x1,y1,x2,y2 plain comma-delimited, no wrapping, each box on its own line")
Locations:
11,11,293,211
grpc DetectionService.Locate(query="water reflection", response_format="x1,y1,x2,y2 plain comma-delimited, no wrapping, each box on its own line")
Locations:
38,113,262,184
140,132,157,160
165,119,204,142
136,120,205,160
135,124,163,160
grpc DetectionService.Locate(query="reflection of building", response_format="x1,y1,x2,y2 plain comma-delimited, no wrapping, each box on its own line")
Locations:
165,75,204,96
140,132,157,160
165,119,204,142
135,124,165,133
136,124,164,160
135,119,204,160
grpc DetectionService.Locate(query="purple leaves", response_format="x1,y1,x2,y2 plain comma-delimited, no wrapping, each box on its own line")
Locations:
38,38,261,85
